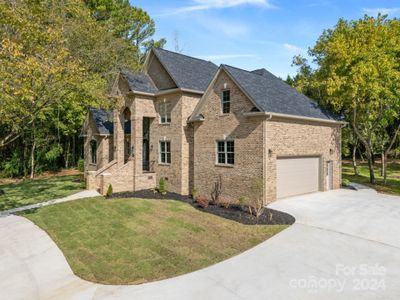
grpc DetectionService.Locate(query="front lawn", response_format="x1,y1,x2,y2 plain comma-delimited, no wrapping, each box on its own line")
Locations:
22,197,287,284
0,175,84,211
342,161,400,195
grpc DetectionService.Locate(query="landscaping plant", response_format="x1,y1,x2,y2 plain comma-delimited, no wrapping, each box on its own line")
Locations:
191,187,198,199
106,184,113,198
158,177,167,194
195,194,209,209
210,175,222,204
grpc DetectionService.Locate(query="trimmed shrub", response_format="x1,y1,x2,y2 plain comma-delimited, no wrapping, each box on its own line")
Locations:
191,187,198,199
77,158,85,173
218,196,231,209
195,194,209,209
342,178,350,187
106,184,113,198
159,177,166,193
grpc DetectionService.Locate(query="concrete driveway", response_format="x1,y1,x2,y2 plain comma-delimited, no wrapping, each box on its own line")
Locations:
1,188,400,299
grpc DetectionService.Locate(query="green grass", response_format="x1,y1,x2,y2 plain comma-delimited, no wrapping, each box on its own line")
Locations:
0,175,84,211
22,197,287,284
342,161,400,195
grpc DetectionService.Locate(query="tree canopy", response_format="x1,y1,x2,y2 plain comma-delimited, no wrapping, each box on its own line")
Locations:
0,0,164,177
289,15,400,183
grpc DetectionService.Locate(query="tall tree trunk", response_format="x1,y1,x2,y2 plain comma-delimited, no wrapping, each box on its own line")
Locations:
352,135,359,175
383,153,388,185
30,140,36,179
352,145,359,175
65,139,70,169
366,152,375,184
23,140,28,177
352,108,375,184
383,124,400,184
72,135,76,167
358,147,365,162
380,152,385,177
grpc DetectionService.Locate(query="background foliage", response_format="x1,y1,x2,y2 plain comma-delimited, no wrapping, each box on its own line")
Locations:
287,14,400,183
0,0,164,177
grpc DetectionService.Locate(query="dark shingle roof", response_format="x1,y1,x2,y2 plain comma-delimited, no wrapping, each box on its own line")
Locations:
153,48,218,91
90,108,113,135
223,65,338,121
120,70,157,94
89,108,132,135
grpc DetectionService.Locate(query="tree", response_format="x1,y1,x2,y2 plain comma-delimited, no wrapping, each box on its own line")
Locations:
291,15,400,184
84,0,166,63
0,0,108,176
0,0,164,178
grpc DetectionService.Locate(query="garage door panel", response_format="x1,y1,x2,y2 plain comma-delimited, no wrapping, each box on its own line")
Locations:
277,157,319,199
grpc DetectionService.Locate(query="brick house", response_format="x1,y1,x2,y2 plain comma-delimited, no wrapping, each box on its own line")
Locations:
82,48,344,203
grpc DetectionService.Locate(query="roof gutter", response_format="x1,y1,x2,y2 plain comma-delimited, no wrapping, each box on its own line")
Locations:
243,111,347,125
128,87,204,97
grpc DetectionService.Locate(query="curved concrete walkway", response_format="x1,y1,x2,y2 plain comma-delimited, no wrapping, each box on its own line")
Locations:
1,189,400,299
0,190,100,216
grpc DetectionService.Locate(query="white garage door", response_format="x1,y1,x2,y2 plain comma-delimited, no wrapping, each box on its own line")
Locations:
277,157,320,199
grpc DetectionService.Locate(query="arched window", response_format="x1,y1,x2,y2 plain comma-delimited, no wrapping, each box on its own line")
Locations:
90,139,97,164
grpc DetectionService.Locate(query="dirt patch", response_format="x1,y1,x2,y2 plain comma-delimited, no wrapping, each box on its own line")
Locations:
110,189,295,225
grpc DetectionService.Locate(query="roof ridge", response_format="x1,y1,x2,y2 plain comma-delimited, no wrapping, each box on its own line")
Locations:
222,64,269,79
154,48,217,67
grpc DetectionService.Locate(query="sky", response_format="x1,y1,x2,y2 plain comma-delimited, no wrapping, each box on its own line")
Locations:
132,0,400,79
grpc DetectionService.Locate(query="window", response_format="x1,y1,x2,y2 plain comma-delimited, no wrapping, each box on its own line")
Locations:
90,139,97,164
160,141,171,164
217,140,234,165
159,102,171,124
221,90,231,114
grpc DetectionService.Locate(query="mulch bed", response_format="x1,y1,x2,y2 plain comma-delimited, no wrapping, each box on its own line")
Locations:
110,189,295,225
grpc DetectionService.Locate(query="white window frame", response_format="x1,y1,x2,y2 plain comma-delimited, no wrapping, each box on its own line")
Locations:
159,102,171,124
216,140,234,166
221,89,231,114
159,141,171,164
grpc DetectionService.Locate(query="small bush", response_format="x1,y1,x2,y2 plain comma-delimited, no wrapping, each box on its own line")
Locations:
2,152,24,178
210,175,222,205
238,178,265,218
195,195,209,209
218,196,231,209
191,187,198,199
342,178,350,187
159,177,166,193
77,158,85,173
106,184,113,198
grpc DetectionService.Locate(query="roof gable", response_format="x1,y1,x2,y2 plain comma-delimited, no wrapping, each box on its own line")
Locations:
152,48,218,92
223,65,338,121
120,70,158,94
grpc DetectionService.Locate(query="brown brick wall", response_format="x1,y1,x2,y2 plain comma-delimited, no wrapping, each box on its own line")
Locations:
132,95,158,191
265,118,341,202
147,53,176,90
149,92,201,195
193,70,265,203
